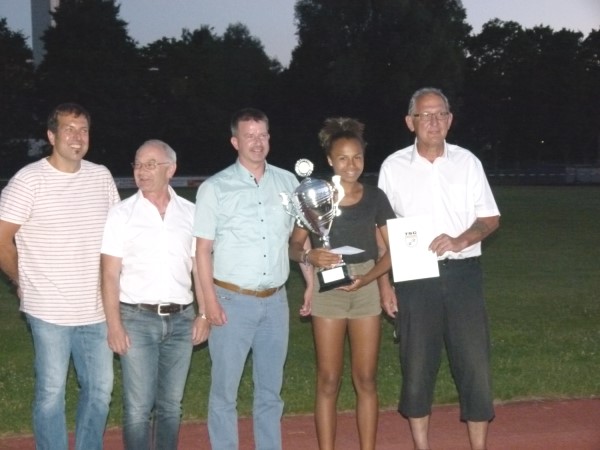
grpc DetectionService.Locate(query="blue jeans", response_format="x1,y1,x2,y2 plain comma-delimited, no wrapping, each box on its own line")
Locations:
120,304,195,450
26,315,113,450
208,286,289,450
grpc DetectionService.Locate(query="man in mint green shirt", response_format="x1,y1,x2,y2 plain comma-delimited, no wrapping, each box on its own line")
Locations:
193,108,298,450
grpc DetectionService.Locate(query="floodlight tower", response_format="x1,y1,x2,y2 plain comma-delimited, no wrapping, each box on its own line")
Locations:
30,0,59,66
30,0,114,66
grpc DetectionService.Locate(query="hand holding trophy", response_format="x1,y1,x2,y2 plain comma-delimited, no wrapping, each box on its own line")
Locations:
281,159,353,292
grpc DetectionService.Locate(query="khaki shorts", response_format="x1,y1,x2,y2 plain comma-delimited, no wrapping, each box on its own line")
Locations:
311,260,381,319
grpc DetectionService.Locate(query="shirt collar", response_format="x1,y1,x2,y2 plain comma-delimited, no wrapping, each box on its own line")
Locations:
134,185,178,209
410,139,449,164
135,184,177,198
234,159,269,184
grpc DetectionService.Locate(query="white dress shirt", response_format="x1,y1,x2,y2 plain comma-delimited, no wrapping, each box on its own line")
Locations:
101,186,196,304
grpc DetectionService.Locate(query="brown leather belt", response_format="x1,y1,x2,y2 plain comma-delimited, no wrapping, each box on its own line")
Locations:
213,279,283,298
120,302,193,316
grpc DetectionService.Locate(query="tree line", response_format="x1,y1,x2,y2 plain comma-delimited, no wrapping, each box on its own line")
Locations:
0,0,598,177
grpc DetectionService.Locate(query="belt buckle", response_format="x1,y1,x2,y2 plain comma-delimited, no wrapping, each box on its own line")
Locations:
157,303,171,316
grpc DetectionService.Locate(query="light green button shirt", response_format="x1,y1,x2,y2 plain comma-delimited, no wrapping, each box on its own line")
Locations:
193,160,299,290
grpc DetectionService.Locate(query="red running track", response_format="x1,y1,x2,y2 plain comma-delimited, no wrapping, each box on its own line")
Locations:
1,398,598,449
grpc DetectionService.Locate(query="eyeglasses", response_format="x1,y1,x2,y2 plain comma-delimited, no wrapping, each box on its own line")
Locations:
131,160,172,170
412,111,451,122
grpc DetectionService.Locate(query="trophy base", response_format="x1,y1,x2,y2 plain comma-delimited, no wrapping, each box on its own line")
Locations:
317,264,353,293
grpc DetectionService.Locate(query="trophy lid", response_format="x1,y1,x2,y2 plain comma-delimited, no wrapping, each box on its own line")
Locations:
294,159,314,178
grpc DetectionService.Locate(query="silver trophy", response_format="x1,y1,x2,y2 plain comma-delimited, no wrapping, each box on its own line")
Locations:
281,159,352,292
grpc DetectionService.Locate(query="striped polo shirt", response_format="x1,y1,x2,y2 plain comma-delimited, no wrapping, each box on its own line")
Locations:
0,158,120,325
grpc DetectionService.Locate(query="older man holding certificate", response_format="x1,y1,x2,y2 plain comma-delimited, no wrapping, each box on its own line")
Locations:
378,87,500,450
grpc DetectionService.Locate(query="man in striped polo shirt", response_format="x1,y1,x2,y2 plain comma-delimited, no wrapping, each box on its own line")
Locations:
0,103,120,450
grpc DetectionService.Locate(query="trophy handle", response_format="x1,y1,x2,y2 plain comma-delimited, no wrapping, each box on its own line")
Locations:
279,193,296,219
281,192,312,231
331,175,345,217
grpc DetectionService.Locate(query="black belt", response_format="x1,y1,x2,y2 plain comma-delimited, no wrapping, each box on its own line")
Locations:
120,302,193,316
438,256,480,267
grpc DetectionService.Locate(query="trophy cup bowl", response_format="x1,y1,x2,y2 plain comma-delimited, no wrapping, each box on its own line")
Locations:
281,160,353,292
289,177,339,245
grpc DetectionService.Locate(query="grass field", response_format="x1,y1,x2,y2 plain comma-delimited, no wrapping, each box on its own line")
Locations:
0,185,599,435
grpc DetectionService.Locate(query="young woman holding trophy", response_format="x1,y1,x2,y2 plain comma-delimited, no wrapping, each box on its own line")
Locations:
288,118,396,450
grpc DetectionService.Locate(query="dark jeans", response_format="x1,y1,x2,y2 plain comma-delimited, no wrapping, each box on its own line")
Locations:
395,258,494,422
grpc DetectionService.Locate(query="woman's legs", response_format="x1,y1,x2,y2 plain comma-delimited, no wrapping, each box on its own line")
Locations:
348,315,381,450
312,317,348,450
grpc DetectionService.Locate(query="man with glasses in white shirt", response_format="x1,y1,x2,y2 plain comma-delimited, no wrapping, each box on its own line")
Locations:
379,87,500,450
101,140,209,450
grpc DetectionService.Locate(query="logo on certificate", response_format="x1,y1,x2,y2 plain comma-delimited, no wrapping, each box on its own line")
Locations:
405,231,418,247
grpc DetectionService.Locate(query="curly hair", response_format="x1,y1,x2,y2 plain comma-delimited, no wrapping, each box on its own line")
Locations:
318,117,366,156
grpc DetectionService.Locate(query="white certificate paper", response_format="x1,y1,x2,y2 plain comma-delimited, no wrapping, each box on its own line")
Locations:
330,246,364,255
387,216,440,282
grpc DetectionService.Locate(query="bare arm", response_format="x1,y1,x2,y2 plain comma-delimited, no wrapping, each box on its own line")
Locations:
375,225,398,318
101,253,129,355
195,237,227,326
191,256,210,344
289,228,314,317
0,220,21,287
429,215,500,256
288,226,340,267
339,225,393,292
